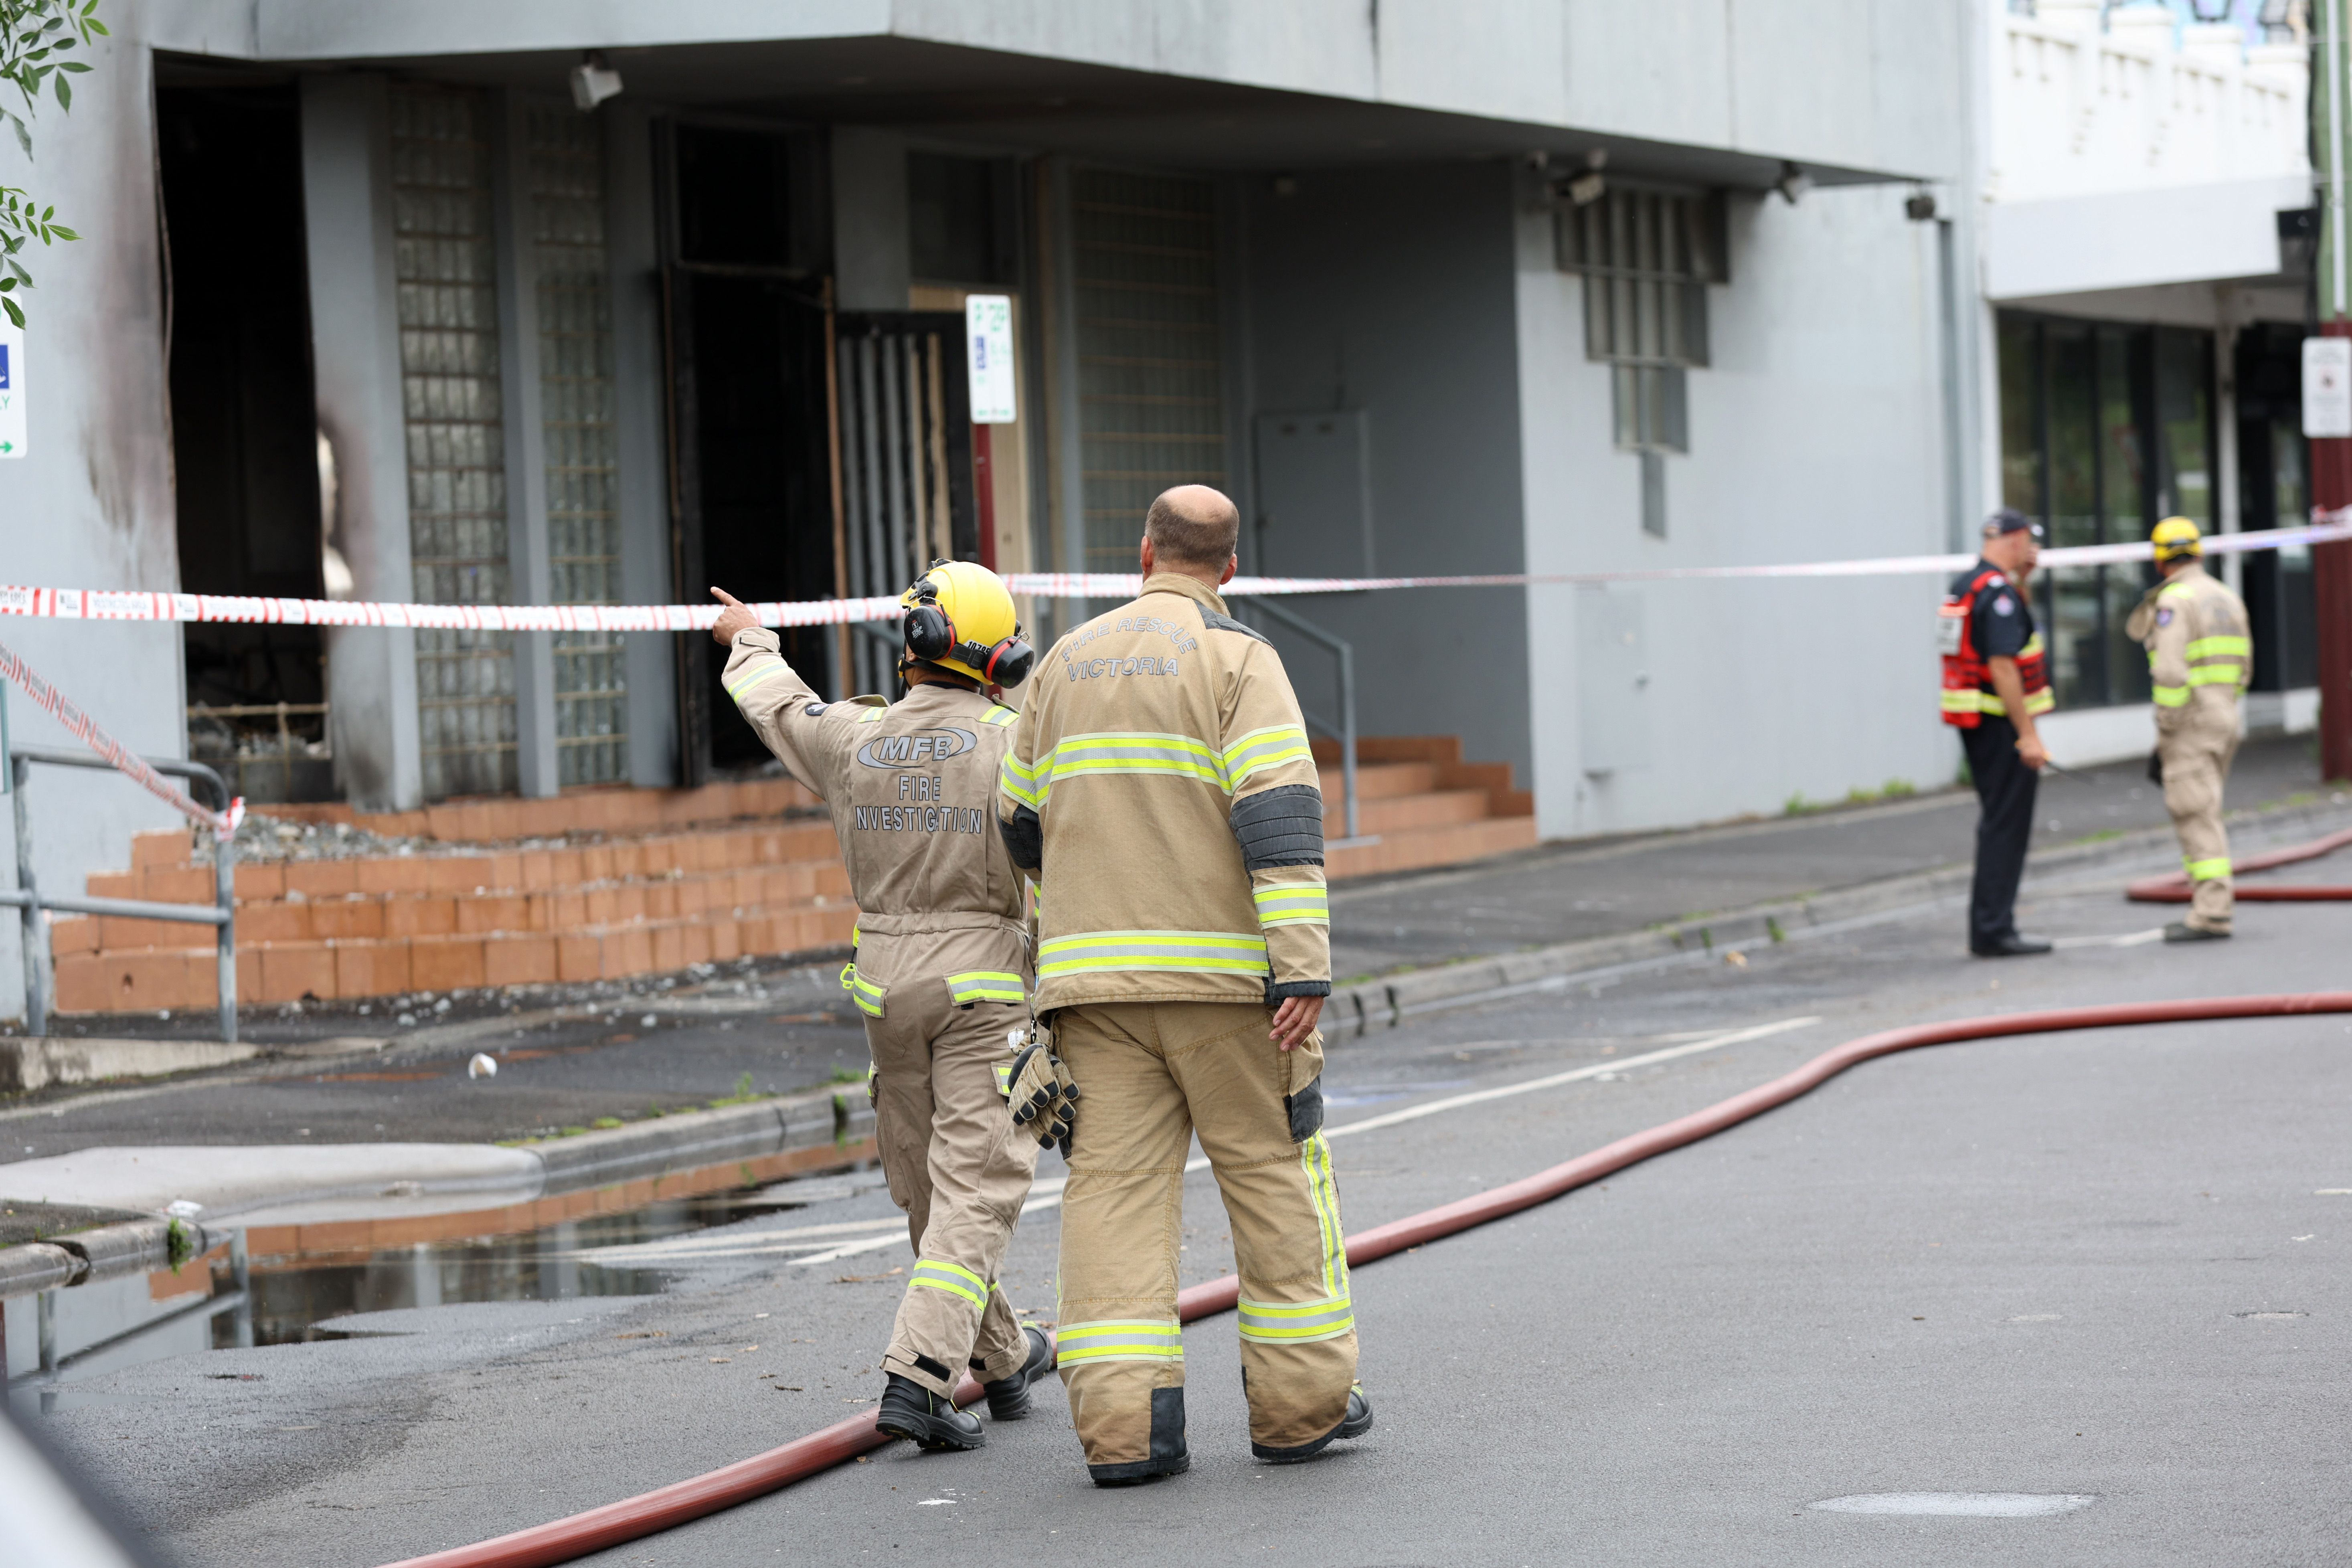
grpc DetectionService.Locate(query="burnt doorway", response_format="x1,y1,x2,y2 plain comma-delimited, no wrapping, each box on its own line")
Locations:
663,122,837,782
158,79,331,801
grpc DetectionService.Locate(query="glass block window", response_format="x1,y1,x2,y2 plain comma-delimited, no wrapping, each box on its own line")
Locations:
1557,188,1719,460
528,103,628,787
392,86,518,800
1071,169,1226,570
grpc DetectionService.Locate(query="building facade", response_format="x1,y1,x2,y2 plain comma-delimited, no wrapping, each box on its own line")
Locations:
12,1,2261,1017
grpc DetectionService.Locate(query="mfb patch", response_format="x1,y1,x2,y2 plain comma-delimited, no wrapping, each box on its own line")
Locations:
856,727,979,769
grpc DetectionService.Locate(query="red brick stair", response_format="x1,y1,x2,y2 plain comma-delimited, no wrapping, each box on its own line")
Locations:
49,737,1537,1013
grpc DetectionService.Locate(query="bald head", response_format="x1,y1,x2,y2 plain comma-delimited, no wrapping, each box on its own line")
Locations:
1142,485,1241,580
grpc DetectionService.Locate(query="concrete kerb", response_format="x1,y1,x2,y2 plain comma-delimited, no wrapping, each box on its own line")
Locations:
1328,796,2352,1037
0,1083,878,1302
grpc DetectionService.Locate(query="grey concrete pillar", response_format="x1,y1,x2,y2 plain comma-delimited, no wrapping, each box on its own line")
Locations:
491,89,560,799
604,103,678,788
301,73,422,811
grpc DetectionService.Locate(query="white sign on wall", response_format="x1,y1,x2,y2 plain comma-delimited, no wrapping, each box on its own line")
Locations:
965,294,1016,425
0,316,23,459
2302,336,2352,439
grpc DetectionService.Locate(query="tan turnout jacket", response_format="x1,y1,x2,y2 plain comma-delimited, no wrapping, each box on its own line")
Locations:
995,572,1332,1015
723,629,1031,1016
2125,561,2250,730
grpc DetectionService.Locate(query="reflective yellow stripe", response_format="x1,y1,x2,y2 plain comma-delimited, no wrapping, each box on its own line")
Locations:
2159,581,2194,601
1054,1318,1184,1365
842,965,886,1016
999,751,1044,808
2152,684,2190,708
1300,1131,1346,1297
994,1060,1012,1096
1940,688,1984,713
945,969,1026,1005
1252,884,1330,927
1237,1293,1354,1344
2185,856,2232,882
982,704,1020,727
853,704,886,724
1035,930,1270,980
2186,666,2243,687
910,1259,988,1309
1971,688,2054,718
2018,633,2046,657
1044,732,1227,794
1222,724,1314,789
724,659,788,701
2185,636,2249,659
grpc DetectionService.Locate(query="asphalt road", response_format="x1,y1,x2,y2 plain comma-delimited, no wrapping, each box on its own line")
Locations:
24,816,2351,1566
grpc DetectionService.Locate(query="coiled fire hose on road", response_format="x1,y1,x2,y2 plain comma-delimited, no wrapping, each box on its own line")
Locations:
2126,826,2352,903
380,990,2352,1568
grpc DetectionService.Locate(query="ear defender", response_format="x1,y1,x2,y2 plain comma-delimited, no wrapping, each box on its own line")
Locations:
901,578,957,662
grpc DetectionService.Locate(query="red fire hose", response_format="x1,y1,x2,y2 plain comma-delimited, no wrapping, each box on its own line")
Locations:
380,989,2352,1568
2126,825,2352,902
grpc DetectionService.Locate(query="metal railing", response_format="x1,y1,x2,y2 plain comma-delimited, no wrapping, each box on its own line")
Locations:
5,748,238,1043
1236,598,1362,842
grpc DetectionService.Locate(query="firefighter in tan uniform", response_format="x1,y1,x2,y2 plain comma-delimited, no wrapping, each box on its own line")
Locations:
2125,517,2251,943
710,562,1055,1452
995,485,1371,1486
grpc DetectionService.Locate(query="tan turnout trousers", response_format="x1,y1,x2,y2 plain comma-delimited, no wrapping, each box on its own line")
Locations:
2128,562,2250,934
1055,1001,1356,1477
722,629,1042,1398
860,919,1040,1393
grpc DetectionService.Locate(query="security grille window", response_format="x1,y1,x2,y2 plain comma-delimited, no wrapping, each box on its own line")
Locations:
393,87,517,800
527,103,627,787
1557,188,1720,451
1072,169,1226,569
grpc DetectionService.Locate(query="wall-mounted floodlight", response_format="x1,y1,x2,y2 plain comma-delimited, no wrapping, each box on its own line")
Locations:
571,55,623,111
1775,161,1811,206
1905,188,1938,221
1559,148,1607,207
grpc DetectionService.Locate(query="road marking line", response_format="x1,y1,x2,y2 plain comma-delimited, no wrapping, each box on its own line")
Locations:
797,1017,1820,1265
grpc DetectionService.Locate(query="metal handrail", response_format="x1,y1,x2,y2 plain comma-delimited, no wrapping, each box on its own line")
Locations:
10,748,238,1043
1235,598,1362,842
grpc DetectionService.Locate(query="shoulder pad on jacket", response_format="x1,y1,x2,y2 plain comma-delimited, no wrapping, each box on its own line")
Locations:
1198,607,1270,644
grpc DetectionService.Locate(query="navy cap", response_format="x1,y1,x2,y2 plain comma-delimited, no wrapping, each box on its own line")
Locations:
1983,508,2044,540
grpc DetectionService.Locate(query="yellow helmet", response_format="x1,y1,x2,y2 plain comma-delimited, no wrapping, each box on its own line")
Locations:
2151,516,2202,564
898,560,1034,686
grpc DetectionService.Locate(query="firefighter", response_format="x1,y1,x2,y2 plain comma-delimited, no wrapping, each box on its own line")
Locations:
2125,517,2251,942
710,563,1054,1452
995,484,1370,1487
1940,508,2056,957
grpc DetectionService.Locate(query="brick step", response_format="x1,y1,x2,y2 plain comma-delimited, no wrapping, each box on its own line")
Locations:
54,903,861,1012
1315,761,1442,801
262,778,824,842
1327,815,1541,880
1312,734,1463,767
1324,787,1494,838
55,853,858,956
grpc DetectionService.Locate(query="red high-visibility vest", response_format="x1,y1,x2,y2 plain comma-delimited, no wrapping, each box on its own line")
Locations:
1938,569,2051,728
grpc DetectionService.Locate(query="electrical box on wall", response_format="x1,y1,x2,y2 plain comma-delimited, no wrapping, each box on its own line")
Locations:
1578,586,1650,776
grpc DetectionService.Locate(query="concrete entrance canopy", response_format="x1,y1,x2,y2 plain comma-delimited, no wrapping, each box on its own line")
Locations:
154,2,1958,187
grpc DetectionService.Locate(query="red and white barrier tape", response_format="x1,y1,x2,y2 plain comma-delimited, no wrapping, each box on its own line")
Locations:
4,520,2346,634
0,634,243,838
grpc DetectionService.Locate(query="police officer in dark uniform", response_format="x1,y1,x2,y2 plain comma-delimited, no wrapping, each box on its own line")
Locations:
1940,509,2054,957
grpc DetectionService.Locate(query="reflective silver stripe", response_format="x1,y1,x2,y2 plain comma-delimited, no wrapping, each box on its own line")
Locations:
945,970,1026,1005
1036,929,1269,979
910,1259,988,1309
1237,1293,1355,1343
1222,724,1313,787
1252,884,1329,926
1301,1131,1346,1297
1054,1318,1184,1365
724,660,788,702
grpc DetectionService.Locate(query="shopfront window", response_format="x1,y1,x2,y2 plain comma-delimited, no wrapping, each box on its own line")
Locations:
1994,311,2213,711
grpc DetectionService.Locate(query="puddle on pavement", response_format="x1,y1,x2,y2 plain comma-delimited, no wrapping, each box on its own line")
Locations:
6,1164,887,1408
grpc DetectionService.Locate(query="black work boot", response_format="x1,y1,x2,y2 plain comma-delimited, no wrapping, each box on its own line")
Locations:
1252,1385,1373,1464
876,1373,984,1451
979,1325,1056,1421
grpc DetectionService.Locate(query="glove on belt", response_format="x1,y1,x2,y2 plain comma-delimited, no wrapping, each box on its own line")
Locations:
1006,1026,1079,1156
